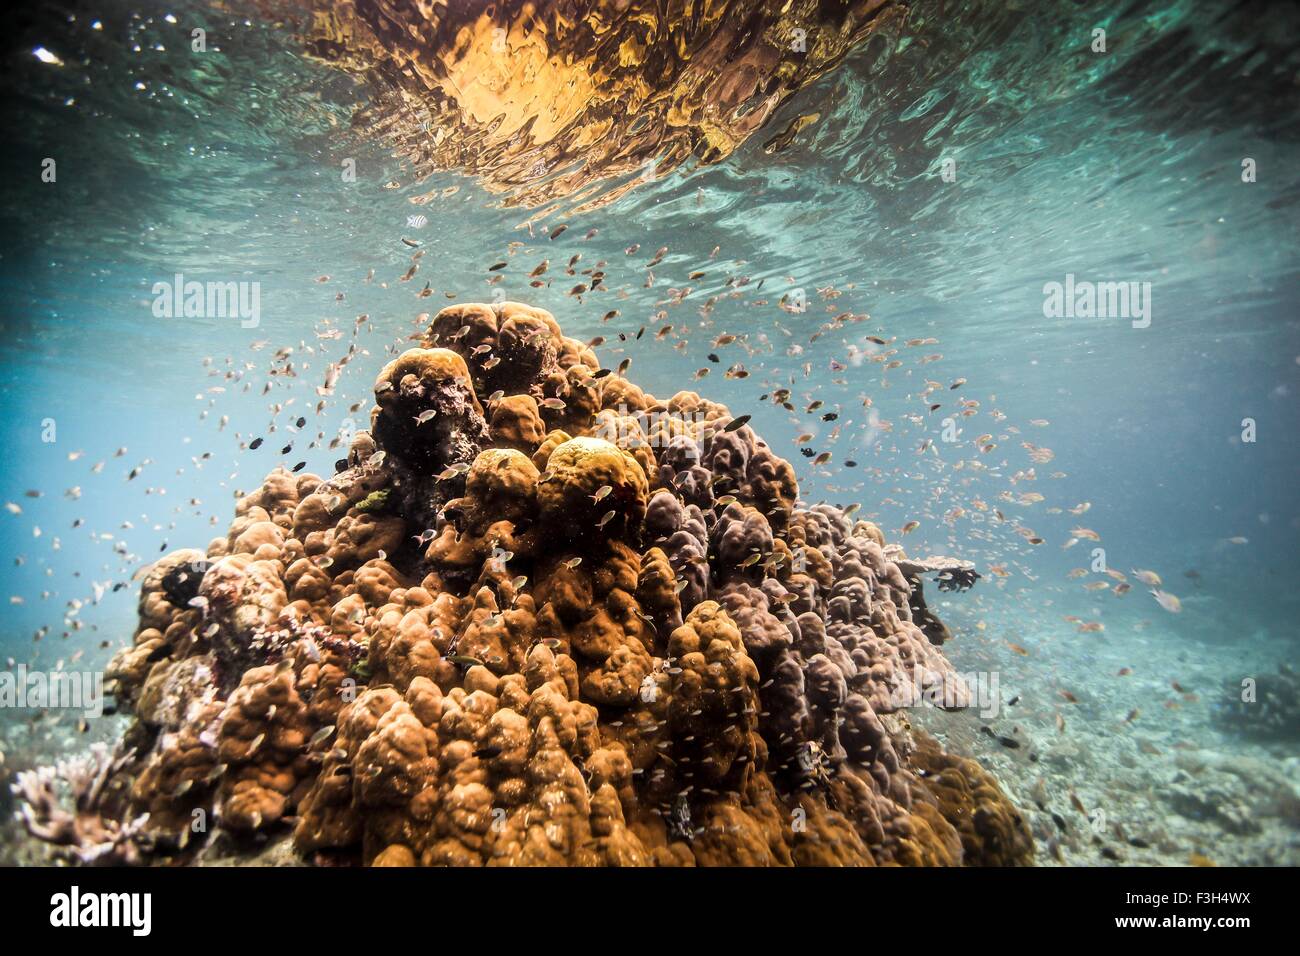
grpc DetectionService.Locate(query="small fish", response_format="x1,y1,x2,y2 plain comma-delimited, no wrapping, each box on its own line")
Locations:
596,510,616,529
900,520,920,535
448,654,484,668
413,409,438,426
564,557,583,570
1131,569,1162,587
590,485,613,504
723,415,751,432
541,397,567,410
1150,589,1182,613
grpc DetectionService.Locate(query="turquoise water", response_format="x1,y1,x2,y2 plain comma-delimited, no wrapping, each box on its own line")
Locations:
1,0,1297,864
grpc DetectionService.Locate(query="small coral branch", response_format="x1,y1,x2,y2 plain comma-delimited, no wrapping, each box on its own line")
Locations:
12,743,150,865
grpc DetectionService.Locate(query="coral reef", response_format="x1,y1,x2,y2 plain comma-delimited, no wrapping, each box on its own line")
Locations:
11,743,149,865
18,302,1030,867
882,547,982,647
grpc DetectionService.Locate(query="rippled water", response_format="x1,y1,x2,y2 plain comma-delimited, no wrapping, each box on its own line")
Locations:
1,0,1298,864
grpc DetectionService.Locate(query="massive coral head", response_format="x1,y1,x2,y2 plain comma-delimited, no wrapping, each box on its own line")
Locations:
58,300,1032,867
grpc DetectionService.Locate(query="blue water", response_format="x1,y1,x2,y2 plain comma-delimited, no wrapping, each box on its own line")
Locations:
1,0,1297,864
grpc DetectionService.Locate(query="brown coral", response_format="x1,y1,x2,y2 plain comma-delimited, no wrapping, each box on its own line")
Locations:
52,301,1029,869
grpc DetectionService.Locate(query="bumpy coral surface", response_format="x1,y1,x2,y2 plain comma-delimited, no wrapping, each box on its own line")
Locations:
69,302,1031,867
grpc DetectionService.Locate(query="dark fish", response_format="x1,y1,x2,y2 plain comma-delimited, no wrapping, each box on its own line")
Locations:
724,415,751,432
249,438,263,450
292,461,306,472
